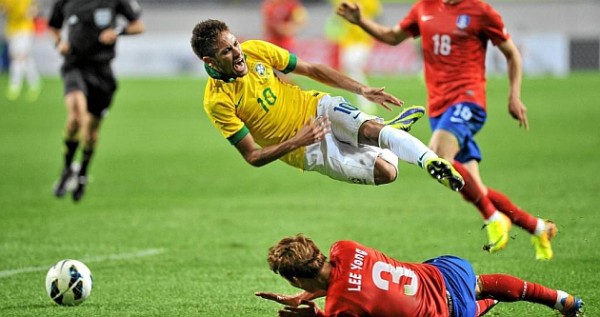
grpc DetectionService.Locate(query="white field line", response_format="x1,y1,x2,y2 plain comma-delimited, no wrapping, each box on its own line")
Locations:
0,248,166,279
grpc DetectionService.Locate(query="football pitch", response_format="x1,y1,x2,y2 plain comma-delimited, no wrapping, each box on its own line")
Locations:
0,73,599,316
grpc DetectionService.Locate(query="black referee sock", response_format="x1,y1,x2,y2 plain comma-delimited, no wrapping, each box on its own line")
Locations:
64,140,79,170
79,148,94,178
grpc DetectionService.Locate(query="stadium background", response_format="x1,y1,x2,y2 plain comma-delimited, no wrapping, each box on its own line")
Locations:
1,1,599,317
2,0,599,76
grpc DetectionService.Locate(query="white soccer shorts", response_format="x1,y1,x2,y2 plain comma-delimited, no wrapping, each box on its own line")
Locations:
303,95,398,185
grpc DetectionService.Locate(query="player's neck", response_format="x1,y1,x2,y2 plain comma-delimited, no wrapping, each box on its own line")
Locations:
204,63,237,83
318,262,332,290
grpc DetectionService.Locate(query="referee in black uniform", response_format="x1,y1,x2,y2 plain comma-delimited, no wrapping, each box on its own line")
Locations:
49,0,144,201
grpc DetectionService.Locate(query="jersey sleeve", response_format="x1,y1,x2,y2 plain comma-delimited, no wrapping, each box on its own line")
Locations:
398,3,421,38
47,0,65,29
481,2,509,46
245,40,297,73
203,92,248,145
117,0,142,21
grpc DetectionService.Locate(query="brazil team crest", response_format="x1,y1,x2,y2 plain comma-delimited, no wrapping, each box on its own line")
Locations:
254,63,267,77
456,14,470,29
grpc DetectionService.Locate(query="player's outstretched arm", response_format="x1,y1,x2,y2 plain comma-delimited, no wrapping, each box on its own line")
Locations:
336,1,408,46
278,300,323,317
293,58,403,110
361,86,404,111
234,116,331,167
255,290,326,307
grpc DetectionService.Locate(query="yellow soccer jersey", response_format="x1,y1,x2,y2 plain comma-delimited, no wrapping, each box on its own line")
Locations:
203,40,325,169
1,0,35,38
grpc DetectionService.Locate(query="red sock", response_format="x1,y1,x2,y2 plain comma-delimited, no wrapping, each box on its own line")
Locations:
479,274,557,308
487,188,539,234
452,162,495,219
476,299,497,316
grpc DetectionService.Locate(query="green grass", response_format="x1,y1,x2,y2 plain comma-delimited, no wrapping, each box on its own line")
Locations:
0,72,599,316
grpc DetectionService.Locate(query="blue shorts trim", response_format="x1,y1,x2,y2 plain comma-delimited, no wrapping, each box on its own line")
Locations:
425,255,477,317
429,102,486,163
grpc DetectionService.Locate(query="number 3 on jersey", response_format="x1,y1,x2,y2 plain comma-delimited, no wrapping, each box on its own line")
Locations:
432,34,451,56
372,262,419,296
258,87,277,112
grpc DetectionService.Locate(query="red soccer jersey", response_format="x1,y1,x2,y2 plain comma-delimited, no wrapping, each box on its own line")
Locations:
324,241,450,317
399,0,510,117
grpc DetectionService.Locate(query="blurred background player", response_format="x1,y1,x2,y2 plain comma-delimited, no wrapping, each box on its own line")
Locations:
49,0,144,202
257,234,584,317
336,0,557,260
326,0,381,114
0,0,41,101
262,0,307,52
261,0,307,84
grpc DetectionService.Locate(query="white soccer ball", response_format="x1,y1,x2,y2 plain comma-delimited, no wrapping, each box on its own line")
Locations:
45,259,93,306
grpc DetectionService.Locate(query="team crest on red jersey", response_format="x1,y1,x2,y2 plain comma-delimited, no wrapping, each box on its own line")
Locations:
456,15,470,29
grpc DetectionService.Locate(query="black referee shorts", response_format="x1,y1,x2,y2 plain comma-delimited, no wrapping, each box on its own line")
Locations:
61,62,117,118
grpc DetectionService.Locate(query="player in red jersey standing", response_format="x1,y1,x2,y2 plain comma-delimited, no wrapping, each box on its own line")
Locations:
256,234,584,316
261,0,307,52
336,0,557,260
261,0,307,84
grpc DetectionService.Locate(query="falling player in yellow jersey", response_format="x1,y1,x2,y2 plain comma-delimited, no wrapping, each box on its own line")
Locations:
0,0,41,101
191,20,463,190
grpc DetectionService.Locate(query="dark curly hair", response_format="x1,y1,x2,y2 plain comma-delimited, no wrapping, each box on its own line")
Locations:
267,234,327,281
190,19,229,59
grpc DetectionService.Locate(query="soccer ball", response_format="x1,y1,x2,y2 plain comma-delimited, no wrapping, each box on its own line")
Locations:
45,259,93,306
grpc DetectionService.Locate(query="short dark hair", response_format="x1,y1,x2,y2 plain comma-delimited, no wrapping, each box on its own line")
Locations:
190,19,229,59
267,234,327,281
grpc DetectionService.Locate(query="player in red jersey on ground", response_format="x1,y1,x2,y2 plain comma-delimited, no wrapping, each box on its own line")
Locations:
256,234,584,316
336,0,557,260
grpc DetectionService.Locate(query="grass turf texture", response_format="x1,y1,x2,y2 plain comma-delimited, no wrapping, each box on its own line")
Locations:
0,73,599,316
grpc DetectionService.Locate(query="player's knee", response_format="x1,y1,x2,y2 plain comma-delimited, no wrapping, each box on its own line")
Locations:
358,120,383,146
429,132,459,161
65,116,79,132
373,158,397,185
